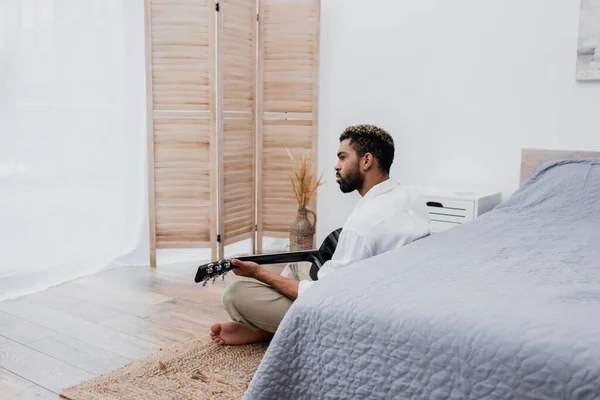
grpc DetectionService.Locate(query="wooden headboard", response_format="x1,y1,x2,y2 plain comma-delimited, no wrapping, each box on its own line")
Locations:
520,148,600,185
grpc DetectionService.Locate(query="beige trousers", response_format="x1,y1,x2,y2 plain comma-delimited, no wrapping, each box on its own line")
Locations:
221,262,314,333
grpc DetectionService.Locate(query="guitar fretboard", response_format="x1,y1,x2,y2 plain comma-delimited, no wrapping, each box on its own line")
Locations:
232,250,321,265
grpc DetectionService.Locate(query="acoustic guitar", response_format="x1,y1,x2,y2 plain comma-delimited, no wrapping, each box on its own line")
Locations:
194,228,342,286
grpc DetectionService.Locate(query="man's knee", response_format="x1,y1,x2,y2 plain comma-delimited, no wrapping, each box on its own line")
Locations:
220,279,292,333
221,280,245,313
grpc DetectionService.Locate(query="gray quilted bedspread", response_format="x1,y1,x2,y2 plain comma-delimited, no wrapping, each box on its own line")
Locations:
244,158,600,400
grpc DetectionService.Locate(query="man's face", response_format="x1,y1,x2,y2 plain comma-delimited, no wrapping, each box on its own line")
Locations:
335,139,364,193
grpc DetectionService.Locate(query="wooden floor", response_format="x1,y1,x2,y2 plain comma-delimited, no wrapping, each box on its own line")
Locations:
0,261,267,399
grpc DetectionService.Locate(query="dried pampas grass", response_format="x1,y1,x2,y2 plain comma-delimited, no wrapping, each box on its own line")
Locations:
285,148,323,210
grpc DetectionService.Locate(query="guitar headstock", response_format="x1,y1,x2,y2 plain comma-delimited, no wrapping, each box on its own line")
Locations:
194,258,236,286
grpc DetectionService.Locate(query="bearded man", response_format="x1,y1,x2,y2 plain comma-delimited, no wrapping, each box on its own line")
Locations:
209,124,431,345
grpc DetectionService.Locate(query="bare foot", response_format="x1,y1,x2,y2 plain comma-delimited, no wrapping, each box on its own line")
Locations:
209,321,273,345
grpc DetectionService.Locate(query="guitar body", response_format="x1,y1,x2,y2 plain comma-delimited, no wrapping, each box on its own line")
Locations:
194,228,342,285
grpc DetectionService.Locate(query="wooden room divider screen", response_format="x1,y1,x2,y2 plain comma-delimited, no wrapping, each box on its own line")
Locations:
145,0,320,267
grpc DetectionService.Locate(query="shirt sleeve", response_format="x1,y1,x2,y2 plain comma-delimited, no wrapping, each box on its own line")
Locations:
297,228,371,297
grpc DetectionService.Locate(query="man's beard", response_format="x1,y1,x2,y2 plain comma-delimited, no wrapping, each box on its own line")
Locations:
337,165,364,193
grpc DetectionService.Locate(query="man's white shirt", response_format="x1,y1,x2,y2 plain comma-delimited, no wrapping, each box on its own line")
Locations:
297,179,431,297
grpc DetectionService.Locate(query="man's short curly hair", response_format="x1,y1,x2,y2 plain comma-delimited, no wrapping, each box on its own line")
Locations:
339,124,395,174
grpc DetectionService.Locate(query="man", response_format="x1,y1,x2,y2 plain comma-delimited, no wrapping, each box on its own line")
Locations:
210,124,431,345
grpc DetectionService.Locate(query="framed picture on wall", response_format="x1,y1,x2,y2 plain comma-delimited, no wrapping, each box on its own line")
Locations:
576,0,600,81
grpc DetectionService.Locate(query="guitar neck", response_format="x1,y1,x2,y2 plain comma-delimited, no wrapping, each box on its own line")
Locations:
233,249,322,266
196,228,342,285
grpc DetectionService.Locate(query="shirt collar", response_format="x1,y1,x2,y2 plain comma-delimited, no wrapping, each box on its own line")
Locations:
364,178,396,199
355,178,397,208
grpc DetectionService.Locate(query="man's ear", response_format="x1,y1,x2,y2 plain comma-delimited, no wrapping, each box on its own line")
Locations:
362,153,374,171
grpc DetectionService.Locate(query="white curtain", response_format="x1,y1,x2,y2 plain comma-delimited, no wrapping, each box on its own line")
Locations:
0,0,294,301
0,0,150,301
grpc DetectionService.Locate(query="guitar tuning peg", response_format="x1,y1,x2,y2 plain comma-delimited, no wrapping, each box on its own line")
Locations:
212,276,217,284
202,280,208,287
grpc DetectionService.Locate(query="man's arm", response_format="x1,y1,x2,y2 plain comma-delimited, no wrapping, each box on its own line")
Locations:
255,268,299,300
230,258,300,300
230,228,370,300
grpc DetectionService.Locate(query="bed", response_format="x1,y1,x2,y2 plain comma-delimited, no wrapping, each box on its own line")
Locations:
244,149,600,400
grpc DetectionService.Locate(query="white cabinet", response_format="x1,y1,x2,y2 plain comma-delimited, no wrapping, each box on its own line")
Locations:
418,187,502,233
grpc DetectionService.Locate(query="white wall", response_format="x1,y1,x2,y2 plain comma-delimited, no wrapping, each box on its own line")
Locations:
316,0,600,243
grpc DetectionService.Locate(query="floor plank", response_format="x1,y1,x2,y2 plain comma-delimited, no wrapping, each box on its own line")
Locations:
0,300,158,359
99,314,193,347
147,311,214,336
28,333,132,375
25,289,125,324
0,367,57,399
0,335,93,394
34,281,163,319
93,265,225,302
74,275,172,305
0,311,57,345
145,297,230,335
150,297,226,316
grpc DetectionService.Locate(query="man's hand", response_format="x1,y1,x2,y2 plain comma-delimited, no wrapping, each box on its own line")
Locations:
230,258,261,278
230,256,300,301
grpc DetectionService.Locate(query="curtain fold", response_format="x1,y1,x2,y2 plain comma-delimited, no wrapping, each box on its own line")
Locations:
0,0,149,301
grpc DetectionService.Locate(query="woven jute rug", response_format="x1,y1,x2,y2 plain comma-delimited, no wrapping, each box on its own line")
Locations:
59,331,268,400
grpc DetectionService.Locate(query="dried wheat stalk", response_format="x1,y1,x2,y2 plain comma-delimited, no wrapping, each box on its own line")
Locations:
285,148,323,210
